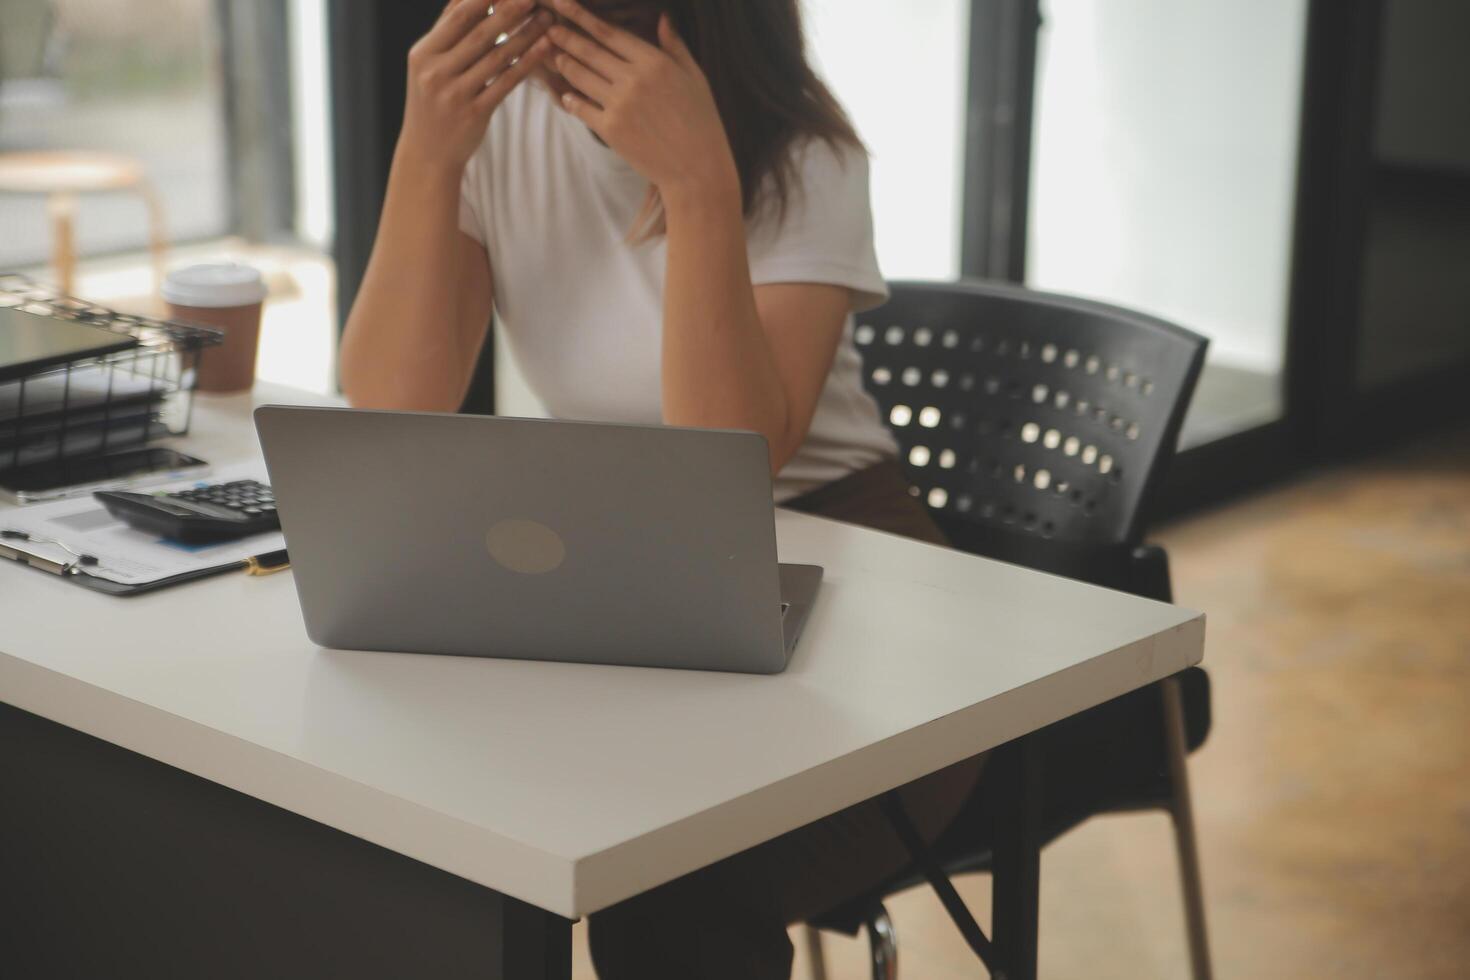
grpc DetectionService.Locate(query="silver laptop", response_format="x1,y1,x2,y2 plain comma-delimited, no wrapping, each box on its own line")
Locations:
254,406,821,674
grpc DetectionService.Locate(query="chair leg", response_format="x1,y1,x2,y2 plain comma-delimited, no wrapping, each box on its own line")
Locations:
801,924,829,980
992,734,1043,980
866,904,898,980
47,191,78,297
136,178,169,305
1162,676,1214,980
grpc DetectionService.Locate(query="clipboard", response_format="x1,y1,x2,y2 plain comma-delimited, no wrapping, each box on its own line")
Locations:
0,539,289,596
0,461,289,596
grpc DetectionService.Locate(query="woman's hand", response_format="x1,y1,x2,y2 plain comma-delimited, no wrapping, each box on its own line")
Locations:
399,0,555,177
544,0,739,203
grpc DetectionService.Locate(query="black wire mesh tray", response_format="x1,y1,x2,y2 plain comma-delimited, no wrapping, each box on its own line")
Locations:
0,273,223,481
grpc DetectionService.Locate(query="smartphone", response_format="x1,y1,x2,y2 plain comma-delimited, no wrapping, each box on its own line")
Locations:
0,447,210,505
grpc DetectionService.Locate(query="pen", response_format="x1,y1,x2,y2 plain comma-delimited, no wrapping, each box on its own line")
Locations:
243,548,290,577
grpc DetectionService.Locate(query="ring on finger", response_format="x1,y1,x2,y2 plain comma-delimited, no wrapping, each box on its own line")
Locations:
484,53,522,85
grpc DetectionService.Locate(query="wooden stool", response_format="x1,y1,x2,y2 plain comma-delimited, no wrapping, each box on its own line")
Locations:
0,150,168,298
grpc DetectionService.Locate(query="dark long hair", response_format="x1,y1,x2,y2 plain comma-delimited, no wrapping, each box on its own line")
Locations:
615,0,862,235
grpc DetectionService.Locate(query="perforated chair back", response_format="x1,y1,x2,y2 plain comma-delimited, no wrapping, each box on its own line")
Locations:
853,280,1206,572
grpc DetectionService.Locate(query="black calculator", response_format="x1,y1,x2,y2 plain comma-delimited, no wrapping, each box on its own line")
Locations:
95,479,280,544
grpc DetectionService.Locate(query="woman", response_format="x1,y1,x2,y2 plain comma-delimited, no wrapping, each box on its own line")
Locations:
339,0,984,975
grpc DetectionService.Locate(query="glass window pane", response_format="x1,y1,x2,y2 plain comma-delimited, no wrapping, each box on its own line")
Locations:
1,0,338,397
804,0,971,280
0,0,230,267
1026,0,1308,447
1357,1,1470,391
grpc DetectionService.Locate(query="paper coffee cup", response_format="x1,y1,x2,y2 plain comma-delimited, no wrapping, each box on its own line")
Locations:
163,263,269,393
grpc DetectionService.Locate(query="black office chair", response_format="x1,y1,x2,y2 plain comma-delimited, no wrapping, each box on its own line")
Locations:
802,280,1213,980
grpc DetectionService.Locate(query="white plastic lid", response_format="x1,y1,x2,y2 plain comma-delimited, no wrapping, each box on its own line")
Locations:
161,263,268,308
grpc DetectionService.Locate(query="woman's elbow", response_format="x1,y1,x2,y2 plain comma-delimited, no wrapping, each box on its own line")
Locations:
767,429,805,477
337,358,398,411
336,355,385,409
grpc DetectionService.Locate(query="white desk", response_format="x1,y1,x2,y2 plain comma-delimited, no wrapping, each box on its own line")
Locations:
0,384,1205,978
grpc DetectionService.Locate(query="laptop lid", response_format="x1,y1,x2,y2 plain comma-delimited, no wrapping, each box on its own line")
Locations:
254,406,790,674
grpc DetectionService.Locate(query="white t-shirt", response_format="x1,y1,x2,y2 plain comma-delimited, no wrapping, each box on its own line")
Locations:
458,81,897,500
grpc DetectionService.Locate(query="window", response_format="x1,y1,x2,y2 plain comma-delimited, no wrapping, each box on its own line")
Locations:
804,0,972,280
0,0,337,395
0,0,230,265
1026,0,1309,447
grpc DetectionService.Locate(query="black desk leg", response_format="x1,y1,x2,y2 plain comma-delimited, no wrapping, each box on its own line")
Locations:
0,702,573,980
504,896,574,979
991,733,1043,980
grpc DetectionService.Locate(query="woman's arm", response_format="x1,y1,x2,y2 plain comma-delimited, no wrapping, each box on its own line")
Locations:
339,0,553,412
547,0,849,472
339,178,493,412
661,183,850,471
